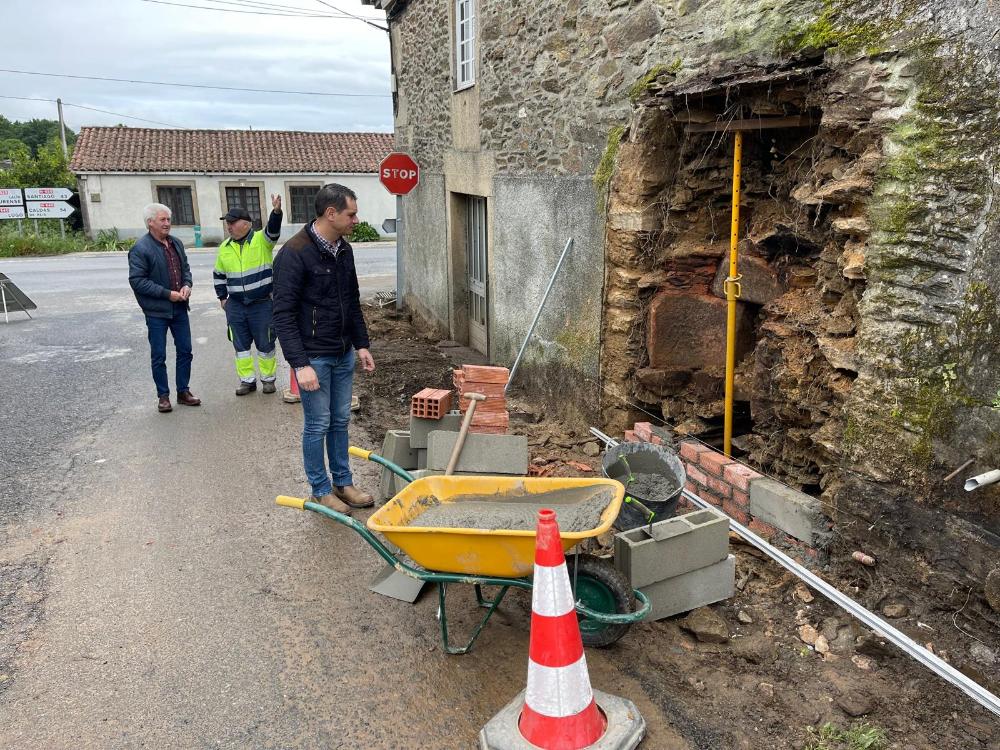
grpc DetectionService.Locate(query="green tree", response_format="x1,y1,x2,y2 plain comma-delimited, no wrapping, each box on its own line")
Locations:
6,137,74,188
0,114,76,156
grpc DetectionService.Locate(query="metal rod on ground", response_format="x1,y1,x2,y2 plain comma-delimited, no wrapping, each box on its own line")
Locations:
588,426,1000,718
723,130,743,458
943,458,974,482
505,237,573,393
1,284,8,324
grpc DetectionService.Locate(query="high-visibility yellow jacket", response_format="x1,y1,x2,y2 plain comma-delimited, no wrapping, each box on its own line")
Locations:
213,215,281,303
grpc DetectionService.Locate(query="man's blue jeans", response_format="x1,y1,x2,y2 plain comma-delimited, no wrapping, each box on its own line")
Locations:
299,350,355,496
144,305,192,397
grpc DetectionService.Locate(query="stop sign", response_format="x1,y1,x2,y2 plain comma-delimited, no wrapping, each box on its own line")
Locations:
379,152,420,195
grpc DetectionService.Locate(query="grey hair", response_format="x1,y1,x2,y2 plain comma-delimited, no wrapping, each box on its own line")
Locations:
143,203,172,226
315,183,356,216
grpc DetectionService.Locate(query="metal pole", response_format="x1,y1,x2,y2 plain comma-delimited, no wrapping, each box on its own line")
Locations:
723,131,743,457
57,98,69,158
59,219,65,240
587,426,1000,718
1,284,8,324
395,195,404,311
505,237,573,393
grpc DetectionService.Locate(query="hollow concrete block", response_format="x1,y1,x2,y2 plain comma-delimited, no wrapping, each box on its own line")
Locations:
614,508,729,589
381,429,418,470
749,477,830,545
639,555,736,620
409,410,464,449
426,431,528,475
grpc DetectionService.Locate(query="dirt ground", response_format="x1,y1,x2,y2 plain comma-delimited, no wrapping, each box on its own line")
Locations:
353,303,1000,749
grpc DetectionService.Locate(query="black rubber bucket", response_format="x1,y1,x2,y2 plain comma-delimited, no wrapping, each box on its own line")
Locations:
601,442,687,531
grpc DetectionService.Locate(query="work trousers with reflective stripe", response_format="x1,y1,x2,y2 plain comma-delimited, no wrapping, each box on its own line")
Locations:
225,298,276,383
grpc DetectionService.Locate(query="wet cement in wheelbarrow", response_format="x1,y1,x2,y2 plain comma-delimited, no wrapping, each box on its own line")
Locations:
406,486,616,532
623,472,681,501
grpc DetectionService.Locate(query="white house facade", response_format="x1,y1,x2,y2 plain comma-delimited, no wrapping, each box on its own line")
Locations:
70,127,396,245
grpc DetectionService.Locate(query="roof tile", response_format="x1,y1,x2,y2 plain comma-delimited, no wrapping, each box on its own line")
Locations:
70,127,394,174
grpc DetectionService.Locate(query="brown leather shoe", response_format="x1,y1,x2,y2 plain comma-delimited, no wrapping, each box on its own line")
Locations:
334,485,374,509
177,390,201,406
157,396,172,413
310,493,352,514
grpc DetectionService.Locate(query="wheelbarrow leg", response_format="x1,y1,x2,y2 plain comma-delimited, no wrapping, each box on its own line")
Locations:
437,582,510,655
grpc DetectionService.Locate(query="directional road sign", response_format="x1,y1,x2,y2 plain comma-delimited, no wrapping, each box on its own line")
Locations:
26,201,75,219
0,188,23,206
0,205,26,220
24,187,73,201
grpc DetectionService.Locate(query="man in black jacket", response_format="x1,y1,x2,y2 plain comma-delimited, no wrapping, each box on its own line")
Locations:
128,203,201,413
272,184,375,513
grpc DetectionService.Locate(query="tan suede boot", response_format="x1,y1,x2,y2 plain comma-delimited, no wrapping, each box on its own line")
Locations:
311,493,352,514
334,485,374,509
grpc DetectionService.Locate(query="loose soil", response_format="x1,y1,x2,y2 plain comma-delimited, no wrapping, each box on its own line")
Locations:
355,303,1000,749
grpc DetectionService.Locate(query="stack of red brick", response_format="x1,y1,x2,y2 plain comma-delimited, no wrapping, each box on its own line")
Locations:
453,364,509,434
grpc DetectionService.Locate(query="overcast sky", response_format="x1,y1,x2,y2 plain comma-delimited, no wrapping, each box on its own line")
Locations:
0,0,392,134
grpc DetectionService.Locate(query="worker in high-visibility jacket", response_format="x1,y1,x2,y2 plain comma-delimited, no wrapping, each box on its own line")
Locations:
213,196,283,395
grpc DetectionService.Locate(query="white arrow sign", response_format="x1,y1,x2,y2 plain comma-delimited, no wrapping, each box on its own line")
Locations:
0,205,27,220
24,187,73,201
0,188,23,206
26,201,75,219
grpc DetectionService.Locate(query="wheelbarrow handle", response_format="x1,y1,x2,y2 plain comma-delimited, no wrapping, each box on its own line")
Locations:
276,495,306,510
349,445,415,483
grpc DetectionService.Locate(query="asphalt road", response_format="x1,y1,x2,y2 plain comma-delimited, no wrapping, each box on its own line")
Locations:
0,248,685,749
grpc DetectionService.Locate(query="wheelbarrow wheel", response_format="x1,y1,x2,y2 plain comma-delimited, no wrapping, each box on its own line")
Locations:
569,554,636,648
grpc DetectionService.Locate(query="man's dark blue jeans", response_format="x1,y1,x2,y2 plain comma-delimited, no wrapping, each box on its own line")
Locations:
145,304,193,397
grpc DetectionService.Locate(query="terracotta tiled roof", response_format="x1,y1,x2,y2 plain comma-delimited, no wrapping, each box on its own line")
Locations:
69,127,394,174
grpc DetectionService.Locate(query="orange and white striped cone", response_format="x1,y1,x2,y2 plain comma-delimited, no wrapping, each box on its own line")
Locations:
518,508,606,749
282,364,301,404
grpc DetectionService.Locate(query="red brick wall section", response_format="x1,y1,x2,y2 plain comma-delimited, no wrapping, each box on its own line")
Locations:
629,426,827,567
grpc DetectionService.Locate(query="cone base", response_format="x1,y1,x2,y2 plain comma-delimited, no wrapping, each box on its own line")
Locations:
479,689,645,750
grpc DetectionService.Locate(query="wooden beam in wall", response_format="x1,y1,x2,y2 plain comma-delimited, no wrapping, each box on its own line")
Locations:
684,115,817,134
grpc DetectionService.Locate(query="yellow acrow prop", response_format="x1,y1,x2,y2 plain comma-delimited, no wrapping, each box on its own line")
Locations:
723,130,743,458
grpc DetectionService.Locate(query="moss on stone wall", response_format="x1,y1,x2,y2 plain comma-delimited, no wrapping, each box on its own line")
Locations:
775,0,922,57
627,60,682,103
593,124,625,198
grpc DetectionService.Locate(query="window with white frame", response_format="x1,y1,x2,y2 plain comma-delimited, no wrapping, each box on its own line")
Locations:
455,0,476,89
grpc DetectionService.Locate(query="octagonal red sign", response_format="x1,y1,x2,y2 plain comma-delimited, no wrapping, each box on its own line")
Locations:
379,152,420,196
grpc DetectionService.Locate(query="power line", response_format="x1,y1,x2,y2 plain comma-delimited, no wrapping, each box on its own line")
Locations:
0,94,183,128
0,69,391,99
210,0,381,18
311,0,388,31
139,0,331,17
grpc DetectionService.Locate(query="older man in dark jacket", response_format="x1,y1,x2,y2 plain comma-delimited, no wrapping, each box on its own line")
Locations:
272,183,374,513
128,202,201,413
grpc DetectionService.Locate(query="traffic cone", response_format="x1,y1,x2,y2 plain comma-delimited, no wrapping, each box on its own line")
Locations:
282,366,300,403
518,508,606,749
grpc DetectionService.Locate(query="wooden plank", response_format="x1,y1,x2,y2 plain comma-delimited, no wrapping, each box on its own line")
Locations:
685,115,816,134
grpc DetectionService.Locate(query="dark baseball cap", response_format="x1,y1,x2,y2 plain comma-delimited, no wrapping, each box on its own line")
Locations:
220,207,251,222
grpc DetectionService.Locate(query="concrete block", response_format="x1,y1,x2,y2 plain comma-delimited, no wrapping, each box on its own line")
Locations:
416,448,427,470
426,431,528,475
380,429,418,470
639,555,736,620
392,468,442,496
749,477,829,545
614,508,729,589
409,410,464,449
379,466,394,501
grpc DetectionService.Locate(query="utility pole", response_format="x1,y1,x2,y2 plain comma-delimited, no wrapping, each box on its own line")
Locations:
57,98,68,158
57,99,68,239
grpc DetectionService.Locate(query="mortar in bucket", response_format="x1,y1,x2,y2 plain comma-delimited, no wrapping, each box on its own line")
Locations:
601,441,686,531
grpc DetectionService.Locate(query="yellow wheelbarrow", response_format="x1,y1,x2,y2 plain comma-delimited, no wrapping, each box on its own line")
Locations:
276,447,650,654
